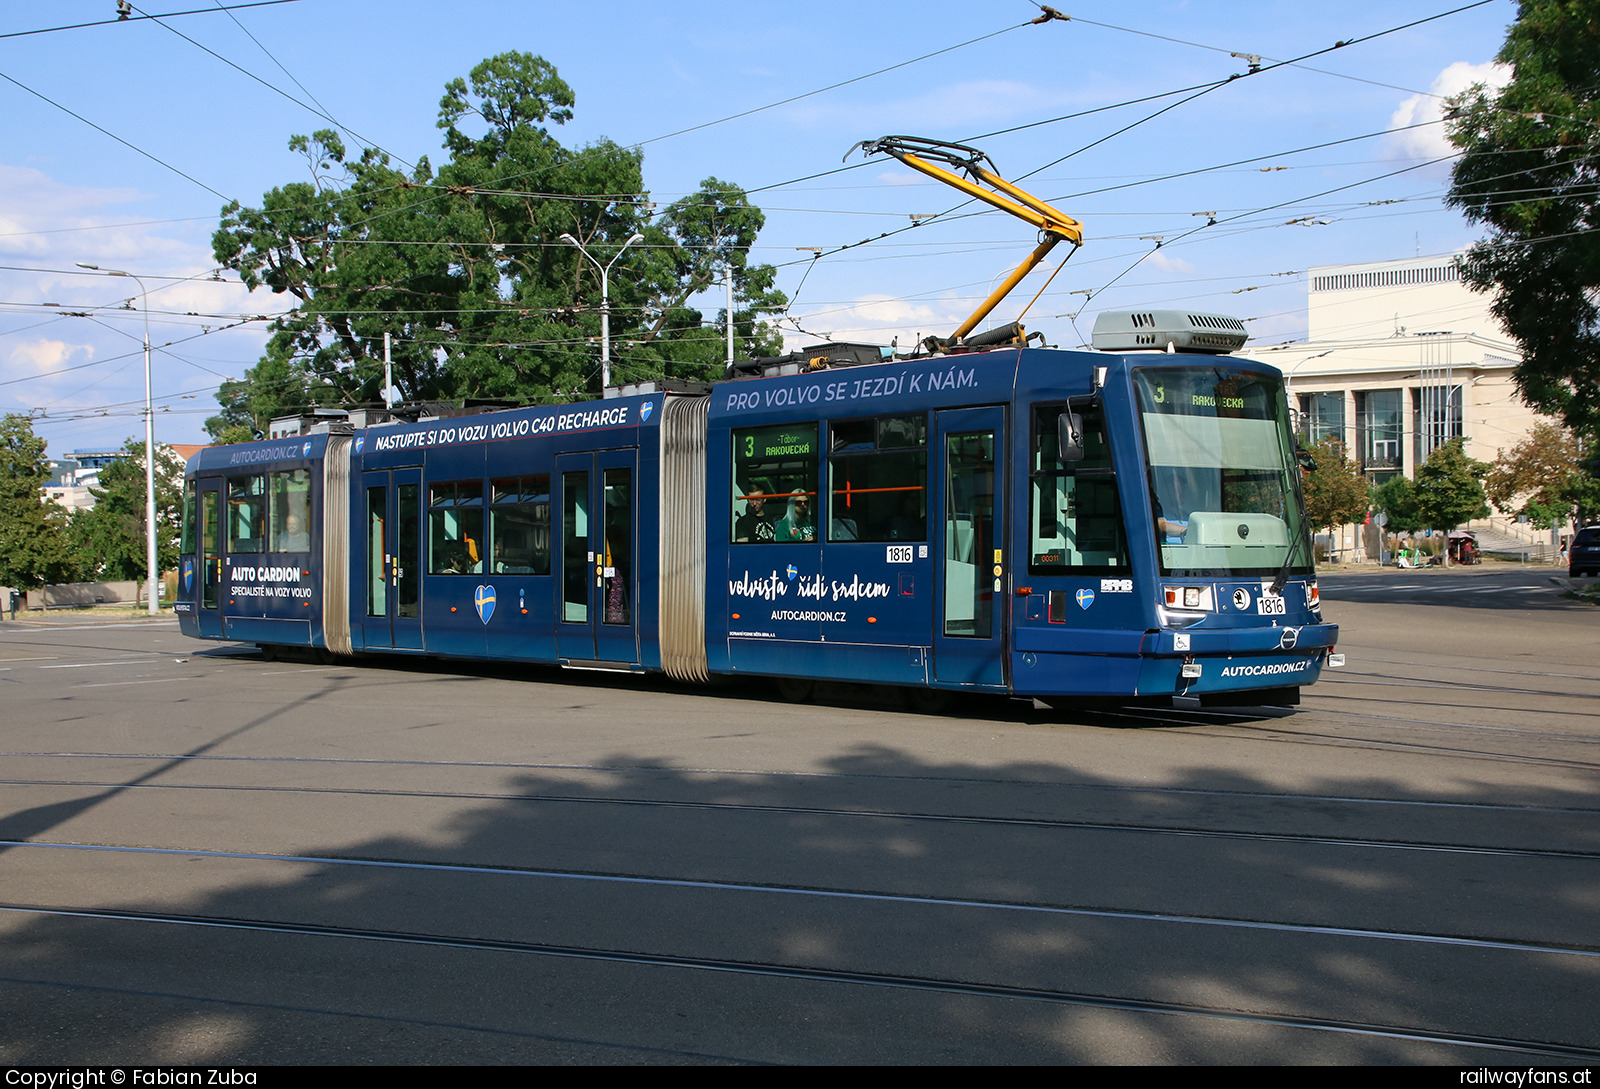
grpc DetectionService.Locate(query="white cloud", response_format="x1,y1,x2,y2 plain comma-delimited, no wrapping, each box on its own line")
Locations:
784,293,967,351
1146,251,1194,275
10,338,93,374
1386,60,1512,162
0,163,279,447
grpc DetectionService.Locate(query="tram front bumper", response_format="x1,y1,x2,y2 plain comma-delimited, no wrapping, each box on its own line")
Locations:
1136,620,1340,698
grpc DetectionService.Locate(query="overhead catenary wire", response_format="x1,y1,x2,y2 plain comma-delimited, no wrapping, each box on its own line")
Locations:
0,0,303,40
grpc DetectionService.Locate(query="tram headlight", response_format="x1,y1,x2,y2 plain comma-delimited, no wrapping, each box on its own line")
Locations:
1162,585,1213,611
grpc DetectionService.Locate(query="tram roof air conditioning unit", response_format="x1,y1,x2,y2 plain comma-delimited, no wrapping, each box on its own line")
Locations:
1092,310,1247,355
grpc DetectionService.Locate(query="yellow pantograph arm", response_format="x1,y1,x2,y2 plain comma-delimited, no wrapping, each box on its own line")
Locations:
853,136,1083,346
890,150,1082,245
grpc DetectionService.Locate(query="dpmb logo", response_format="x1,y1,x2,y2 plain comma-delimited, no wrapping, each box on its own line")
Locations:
474,585,496,624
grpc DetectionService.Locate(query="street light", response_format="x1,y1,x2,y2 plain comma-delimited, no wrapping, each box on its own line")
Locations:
559,232,644,389
77,262,158,616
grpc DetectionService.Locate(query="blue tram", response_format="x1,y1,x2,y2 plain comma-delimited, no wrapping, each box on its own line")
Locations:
176,318,1342,708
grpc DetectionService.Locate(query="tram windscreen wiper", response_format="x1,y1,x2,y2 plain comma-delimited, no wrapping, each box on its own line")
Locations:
1270,525,1303,597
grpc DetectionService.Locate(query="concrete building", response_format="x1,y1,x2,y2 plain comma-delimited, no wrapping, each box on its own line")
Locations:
1252,253,1554,559
41,443,209,512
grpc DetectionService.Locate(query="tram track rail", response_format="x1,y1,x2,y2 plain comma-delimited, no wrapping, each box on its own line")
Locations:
1,781,1595,862
8,840,1599,959
4,900,1597,1062
4,750,1597,815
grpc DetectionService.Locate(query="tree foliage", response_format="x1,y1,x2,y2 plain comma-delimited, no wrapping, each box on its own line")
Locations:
1485,421,1600,527
1447,0,1600,438
1301,439,1370,533
1412,439,1490,534
1372,475,1425,534
0,414,73,588
68,437,185,582
210,53,786,439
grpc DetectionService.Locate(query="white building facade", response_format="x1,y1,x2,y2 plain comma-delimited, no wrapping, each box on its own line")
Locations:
1252,254,1553,558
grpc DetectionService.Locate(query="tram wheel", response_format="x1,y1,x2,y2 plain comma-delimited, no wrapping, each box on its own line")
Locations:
775,677,814,703
257,644,278,662
315,647,340,665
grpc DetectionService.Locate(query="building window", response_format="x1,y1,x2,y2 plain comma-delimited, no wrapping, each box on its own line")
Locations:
1298,392,1345,445
1414,383,1463,463
1355,390,1402,472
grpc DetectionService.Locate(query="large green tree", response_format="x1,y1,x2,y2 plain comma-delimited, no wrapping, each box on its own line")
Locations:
1447,0,1600,440
0,414,74,589
1412,440,1491,556
211,53,785,439
1485,421,1600,527
1301,439,1370,536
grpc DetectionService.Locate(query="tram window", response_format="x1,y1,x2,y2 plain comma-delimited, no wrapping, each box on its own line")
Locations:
428,480,485,574
490,475,550,575
1029,405,1130,575
226,474,266,553
181,481,196,555
827,414,927,542
269,468,312,552
731,423,818,544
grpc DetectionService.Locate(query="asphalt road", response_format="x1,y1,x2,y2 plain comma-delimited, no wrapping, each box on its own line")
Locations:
1319,564,1580,609
0,579,1596,1065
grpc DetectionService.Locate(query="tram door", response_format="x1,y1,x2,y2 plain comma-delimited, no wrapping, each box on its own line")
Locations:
197,480,224,638
360,467,423,651
555,450,638,665
932,406,1007,688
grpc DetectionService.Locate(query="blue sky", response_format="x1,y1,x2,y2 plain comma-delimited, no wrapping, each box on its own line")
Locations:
0,0,1517,455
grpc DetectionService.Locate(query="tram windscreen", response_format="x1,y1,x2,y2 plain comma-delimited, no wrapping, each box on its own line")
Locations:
1134,367,1310,578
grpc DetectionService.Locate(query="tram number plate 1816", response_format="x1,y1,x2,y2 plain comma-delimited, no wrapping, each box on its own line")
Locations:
1257,593,1285,615
886,545,914,564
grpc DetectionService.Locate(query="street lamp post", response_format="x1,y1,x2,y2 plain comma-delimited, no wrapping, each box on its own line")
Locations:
78,262,158,616
559,233,644,389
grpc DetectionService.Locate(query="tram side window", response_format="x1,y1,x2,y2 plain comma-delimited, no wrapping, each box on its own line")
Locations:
227,475,266,553
490,476,550,574
1029,405,1130,574
269,468,312,551
181,481,196,555
826,414,927,542
429,481,485,574
731,423,819,544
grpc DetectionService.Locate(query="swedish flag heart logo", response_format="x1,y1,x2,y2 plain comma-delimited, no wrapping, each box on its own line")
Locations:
181,557,194,592
474,585,496,624
1076,588,1095,610
640,401,654,422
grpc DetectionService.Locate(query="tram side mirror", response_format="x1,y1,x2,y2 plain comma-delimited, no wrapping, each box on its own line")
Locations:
1058,411,1086,463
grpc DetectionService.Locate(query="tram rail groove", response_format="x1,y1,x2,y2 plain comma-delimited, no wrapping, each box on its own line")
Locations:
4,750,1598,814
1,785,1595,862
7,844,1599,959
5,902,1597,1062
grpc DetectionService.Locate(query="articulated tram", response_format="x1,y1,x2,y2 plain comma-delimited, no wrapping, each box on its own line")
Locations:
176,318,1342,708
